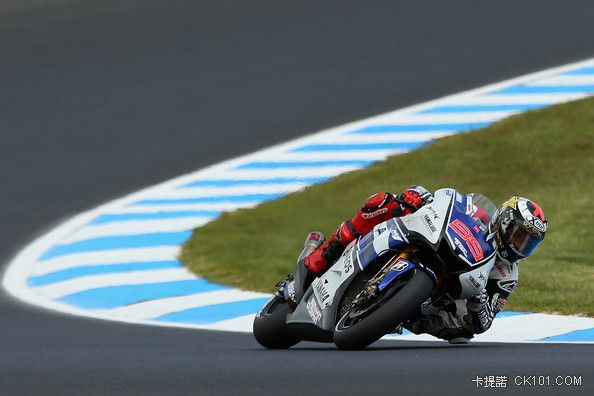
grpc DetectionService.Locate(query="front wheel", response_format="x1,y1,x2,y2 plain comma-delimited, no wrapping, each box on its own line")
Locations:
253,297,299,349
333,269,434,350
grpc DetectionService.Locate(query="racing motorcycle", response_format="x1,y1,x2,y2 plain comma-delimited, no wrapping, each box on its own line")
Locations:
253,188,498,350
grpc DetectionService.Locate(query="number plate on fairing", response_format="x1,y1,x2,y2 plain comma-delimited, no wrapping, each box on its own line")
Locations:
446,199,496,267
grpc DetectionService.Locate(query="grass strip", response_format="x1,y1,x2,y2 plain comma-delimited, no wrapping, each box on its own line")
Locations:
182,98,594,316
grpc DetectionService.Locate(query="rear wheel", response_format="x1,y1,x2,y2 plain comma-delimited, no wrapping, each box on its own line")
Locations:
253,297,299,349
333,269,433,350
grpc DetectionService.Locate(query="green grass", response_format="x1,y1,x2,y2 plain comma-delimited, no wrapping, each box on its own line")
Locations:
182,97,594,316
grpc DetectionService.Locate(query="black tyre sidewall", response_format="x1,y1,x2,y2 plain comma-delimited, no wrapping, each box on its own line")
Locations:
333,269,433,350
253,297,299,349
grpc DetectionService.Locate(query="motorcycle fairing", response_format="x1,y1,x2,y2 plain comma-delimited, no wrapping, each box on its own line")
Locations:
285,188,497,335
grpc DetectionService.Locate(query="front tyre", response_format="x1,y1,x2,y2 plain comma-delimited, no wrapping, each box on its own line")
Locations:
333,269,433,350
253,297,299,349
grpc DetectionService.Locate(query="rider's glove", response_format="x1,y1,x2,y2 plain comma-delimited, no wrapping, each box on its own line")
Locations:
395,189,424,215
466,289,488,313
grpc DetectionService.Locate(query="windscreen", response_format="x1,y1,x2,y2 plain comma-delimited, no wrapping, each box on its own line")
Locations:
467,193,497,231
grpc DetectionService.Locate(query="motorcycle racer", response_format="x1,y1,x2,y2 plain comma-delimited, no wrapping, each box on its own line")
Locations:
304,186,548,343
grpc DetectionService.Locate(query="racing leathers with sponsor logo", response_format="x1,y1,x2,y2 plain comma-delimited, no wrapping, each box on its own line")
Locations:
304,186,547,343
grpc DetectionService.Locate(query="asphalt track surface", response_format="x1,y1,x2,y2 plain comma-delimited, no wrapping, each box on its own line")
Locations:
2,0,594,394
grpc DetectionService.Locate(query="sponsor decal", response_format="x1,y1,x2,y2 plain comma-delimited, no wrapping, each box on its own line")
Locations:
314,280,331,305
392,260,409,272
423,214,438,233
532,217,546,232
498,279,518,293
427,206,440,220
468,275,482,290
361,207,388,219
495,263,507,277
306,298,322,325
524,217,546,234
453,237,469,258
343,254,353,274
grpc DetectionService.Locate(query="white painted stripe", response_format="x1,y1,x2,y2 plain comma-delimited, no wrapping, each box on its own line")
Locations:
527,74,594,86
60,218,212,244
301,131,453,144
383,313,594,342
110,202,258,214
441,93,589,105
249,150,398,161
179,182,312,192
473,313,594,342
375,111,516,124
214,166,363,179
128,183,312,200
31,246,181,276
102,289,270,319
33,268,196,299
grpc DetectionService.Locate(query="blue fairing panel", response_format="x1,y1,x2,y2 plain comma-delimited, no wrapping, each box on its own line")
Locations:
355,219,407,270
446,199,496,266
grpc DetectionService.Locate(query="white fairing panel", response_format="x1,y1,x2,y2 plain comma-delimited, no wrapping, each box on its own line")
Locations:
312,243,357,308
398,190,453,244
457,256,496,299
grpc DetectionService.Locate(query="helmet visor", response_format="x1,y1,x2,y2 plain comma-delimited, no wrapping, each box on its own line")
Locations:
505,223,543,257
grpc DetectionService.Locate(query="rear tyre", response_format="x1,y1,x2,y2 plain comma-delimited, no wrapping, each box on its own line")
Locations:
333,269,433,350
253,297,299,349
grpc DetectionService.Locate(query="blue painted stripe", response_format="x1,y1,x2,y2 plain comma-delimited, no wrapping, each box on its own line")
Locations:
182,176,330,188
350,123,491,134
495,85,594,94
292,142,425,152
541,327,594,342
91,210,220,224
58,279,229,309
134,193,283,206
39,231,191,261
496,311,530,318
28,260,180,286
563,66,594,75
237,160,373,169
155,298,269,324
419,104,545,114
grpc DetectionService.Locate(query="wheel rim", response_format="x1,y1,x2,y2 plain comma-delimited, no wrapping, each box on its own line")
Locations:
336,270,414,331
